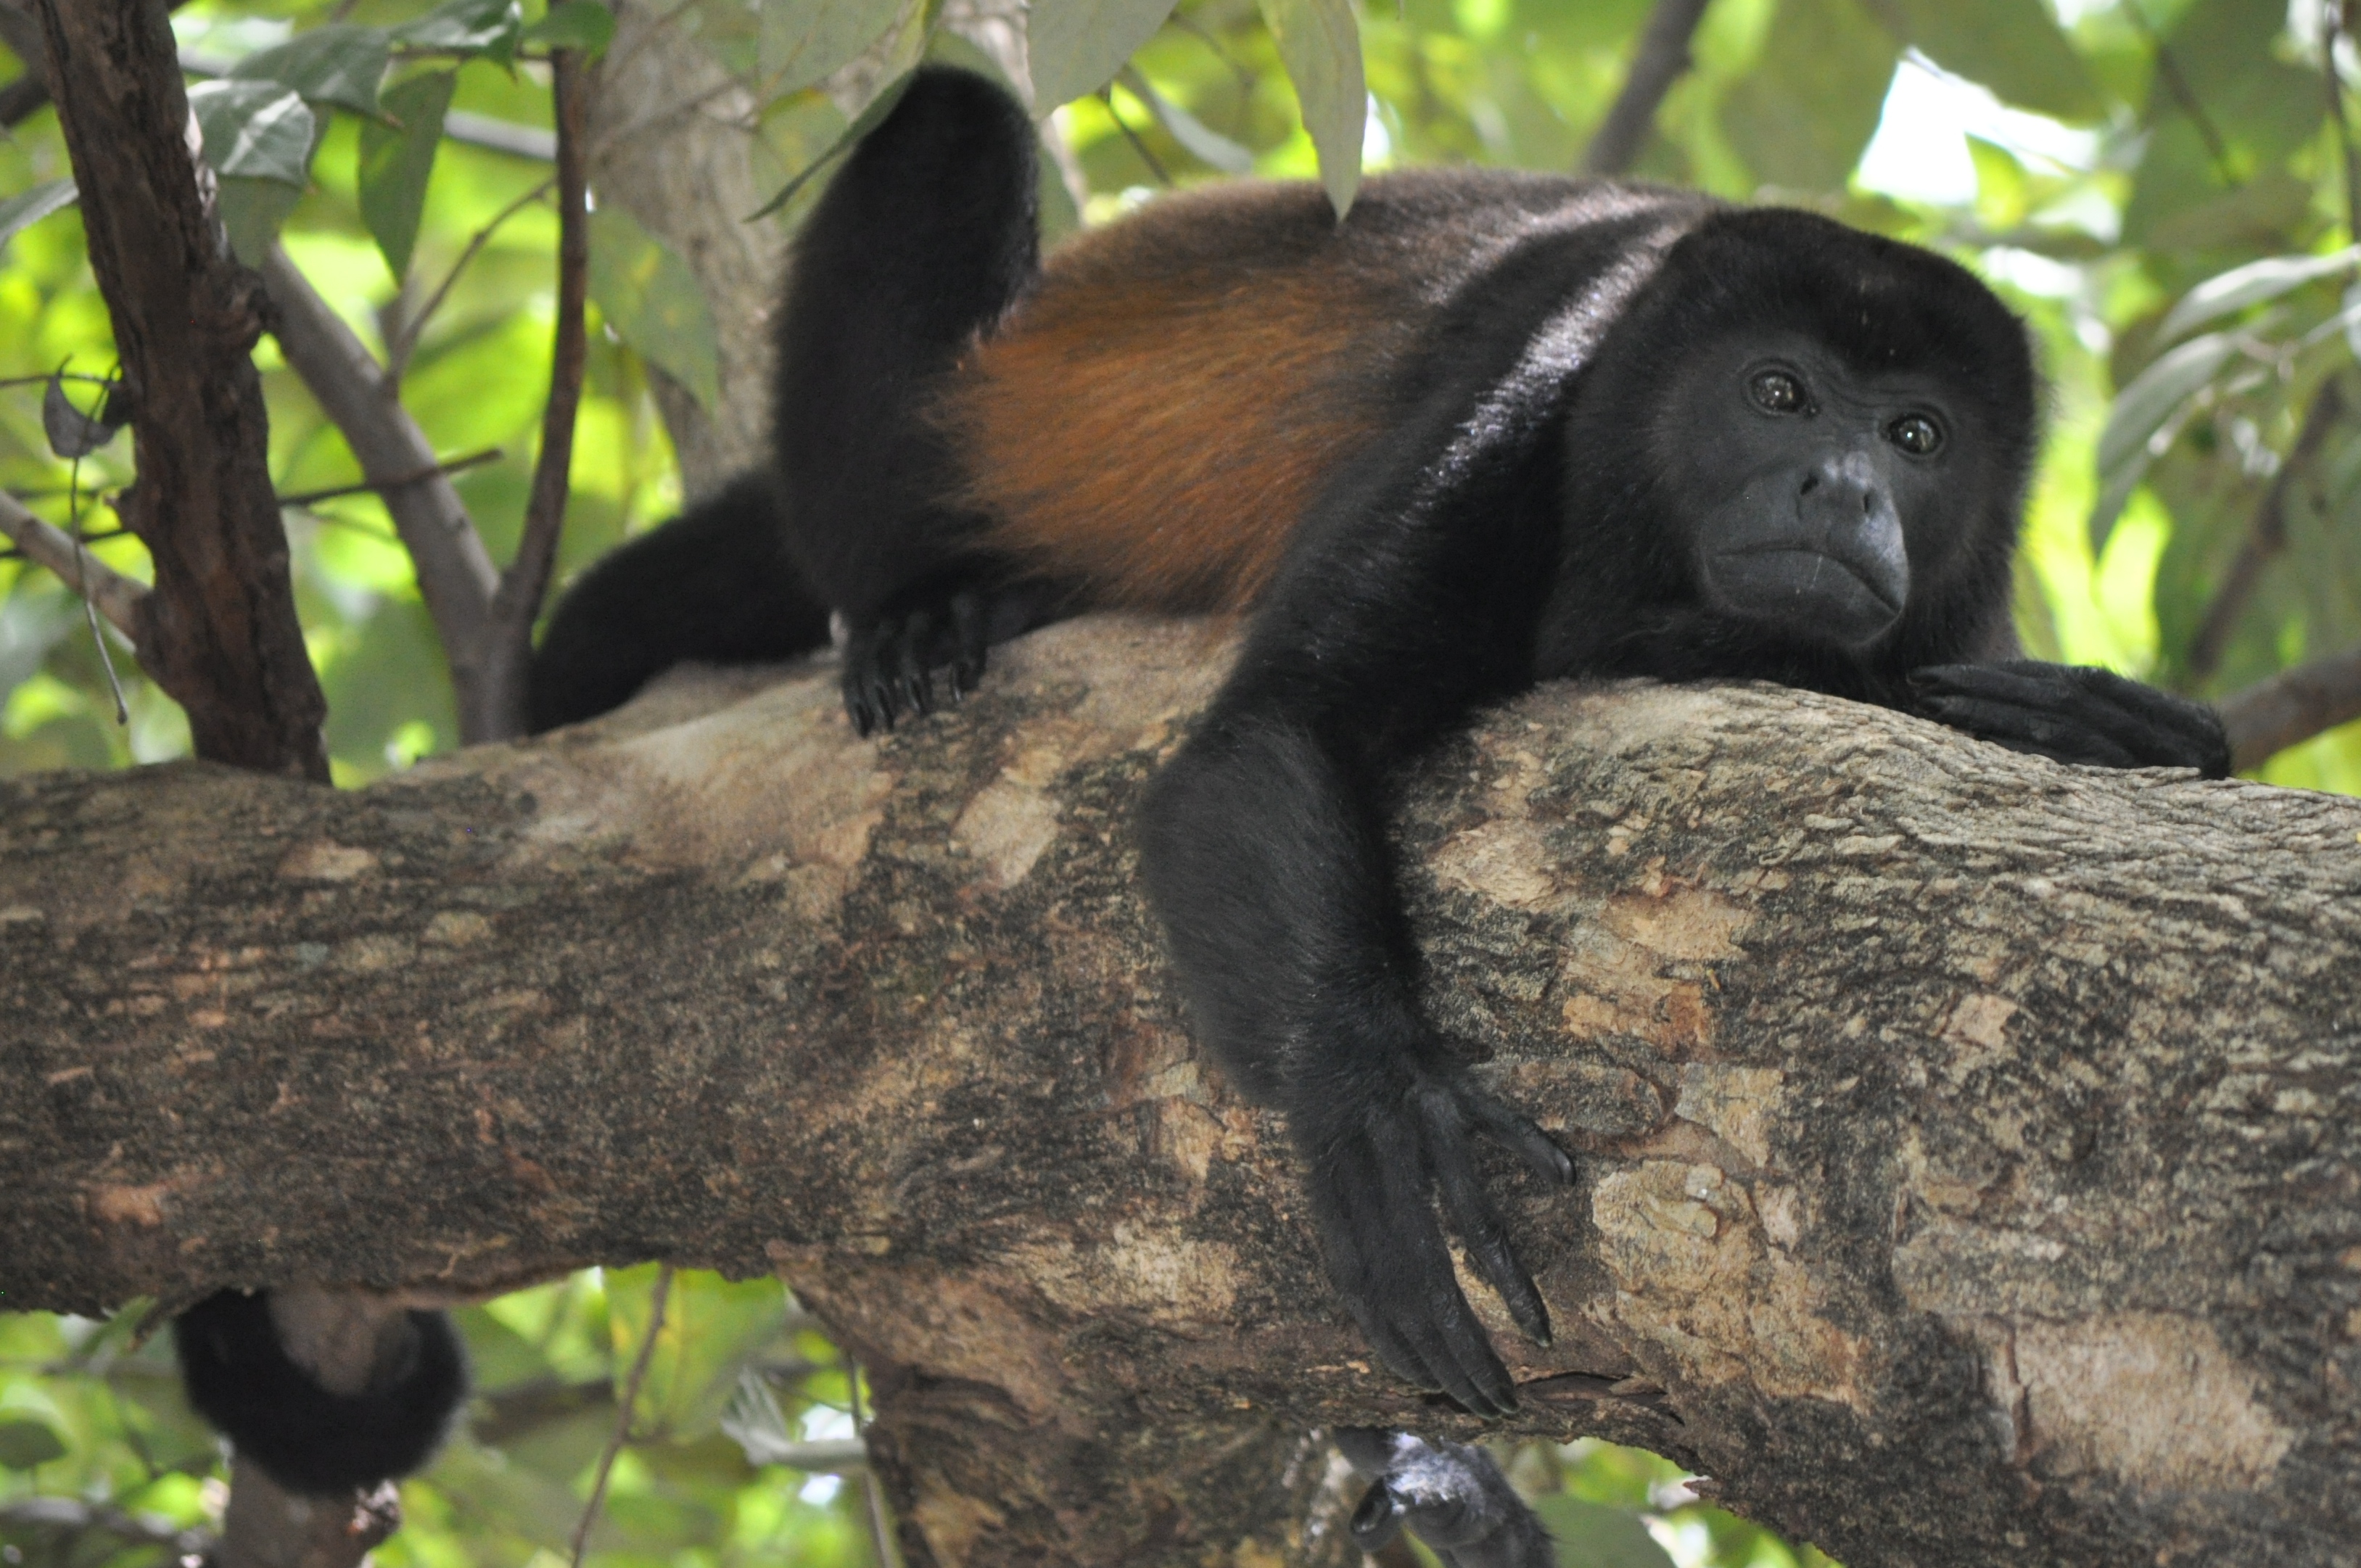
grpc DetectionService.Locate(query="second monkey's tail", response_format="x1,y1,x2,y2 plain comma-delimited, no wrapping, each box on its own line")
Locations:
770,66,1044,618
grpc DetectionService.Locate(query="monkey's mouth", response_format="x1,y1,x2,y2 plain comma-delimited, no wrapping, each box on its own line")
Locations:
1705,545,1907,647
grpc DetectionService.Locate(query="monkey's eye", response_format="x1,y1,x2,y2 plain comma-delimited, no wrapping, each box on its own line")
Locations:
1887,413,1942,455
1749,369,1805,413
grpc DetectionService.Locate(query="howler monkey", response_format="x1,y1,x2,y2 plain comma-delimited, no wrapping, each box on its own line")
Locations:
527,67,2230,1428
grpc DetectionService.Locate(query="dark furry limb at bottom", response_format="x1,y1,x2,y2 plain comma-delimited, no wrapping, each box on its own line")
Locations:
174,1290,467,1495
1335,1429,1556,1568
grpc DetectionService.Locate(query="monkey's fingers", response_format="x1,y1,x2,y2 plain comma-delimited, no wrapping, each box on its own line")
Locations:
1420,1088,1552,1346
1911,662,2228,773
1462,1087,1575,1187
949,591,987,699
892,610,936,717
841,624,901,737
1914,689,2143,769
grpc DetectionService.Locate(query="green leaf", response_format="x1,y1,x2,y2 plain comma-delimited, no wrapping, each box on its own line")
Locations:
604,1268,788,1440
2158,249,2361,345
522,1,618,56
1029,0,1178,108
1863,0,2102,120
1719,0,1898,192
759,0,905,101
394,0,524,59
189,79,318,186
228,24,391,115
359,70,457,281
0,178,78,255
0,1420,67,1471
1529,1495,1677,1568
216,175,308,265
747,70,916,219
1120,66,1253,173
588,207,724,412
2090,331,2236,549
1258,0,1363,216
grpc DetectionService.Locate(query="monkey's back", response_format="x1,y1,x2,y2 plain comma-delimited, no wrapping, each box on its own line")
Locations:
943,170,1667,611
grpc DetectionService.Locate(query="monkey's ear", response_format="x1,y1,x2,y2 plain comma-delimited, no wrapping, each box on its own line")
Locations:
175,1290,469,1495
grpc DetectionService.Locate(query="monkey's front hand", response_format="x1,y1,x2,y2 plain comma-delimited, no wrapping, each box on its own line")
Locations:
1910,661,2230,777
1299,1070,1573,1417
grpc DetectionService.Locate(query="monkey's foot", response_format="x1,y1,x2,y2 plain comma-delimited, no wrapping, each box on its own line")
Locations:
1335,1429,1557,1568
1302,1071,1573,1417
841,589,989,737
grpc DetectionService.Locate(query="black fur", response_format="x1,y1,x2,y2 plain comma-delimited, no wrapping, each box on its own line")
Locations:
1336,1429,1556,1568
526,66,2230,1425
528,470,831,733
175,1289,466,1495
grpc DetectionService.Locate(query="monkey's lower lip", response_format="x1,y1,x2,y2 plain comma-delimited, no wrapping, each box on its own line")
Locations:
1707,547,1906,644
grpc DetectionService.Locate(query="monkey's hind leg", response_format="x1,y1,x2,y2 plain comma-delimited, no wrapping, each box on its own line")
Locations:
771,65,1058,735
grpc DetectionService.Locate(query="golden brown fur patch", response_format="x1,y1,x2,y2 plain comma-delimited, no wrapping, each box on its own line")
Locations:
939,183,1427,612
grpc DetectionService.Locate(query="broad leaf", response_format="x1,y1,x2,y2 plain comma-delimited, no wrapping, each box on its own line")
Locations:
748,70,916,219
1258,0,1364,216
1528,1494,1677,1568
759,0,905,101
1120,66,1253,173
0,1421,66,1471
1720,0,1898,192
228,23,390,115
2158,248,2361,345
216,176,309,265
2090,331,2236,549
522,0,617,55
188,79,318,186
1865,0,2102,120
359,70,457,281
0,178,77,255
394,0,524,59
588,207,724,412
1029,0,1179,109
42,376,123,458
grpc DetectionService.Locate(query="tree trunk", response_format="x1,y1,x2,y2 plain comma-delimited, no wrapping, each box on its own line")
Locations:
4,620,2357,1568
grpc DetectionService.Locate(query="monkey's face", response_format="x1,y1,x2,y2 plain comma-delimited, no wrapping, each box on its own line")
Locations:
1663,331,1975,651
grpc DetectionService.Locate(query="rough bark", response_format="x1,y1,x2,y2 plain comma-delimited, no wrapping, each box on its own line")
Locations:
33,0,328,782
4,619,2360,1567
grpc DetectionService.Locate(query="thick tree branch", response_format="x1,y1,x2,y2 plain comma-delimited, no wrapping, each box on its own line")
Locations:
1581,0,1713,176
34,0,327,781
4,621,2358,1567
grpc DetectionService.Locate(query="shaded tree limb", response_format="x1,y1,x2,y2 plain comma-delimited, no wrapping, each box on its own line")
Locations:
0,486,147,637
2219,637,2361,767
1580,0,1712,176
4,621,2359,1568
2188,376,2346,685
33,0,327,782
258,246,500,723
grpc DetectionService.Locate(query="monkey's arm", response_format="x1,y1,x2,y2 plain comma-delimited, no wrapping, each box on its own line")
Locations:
1909,660,2231,777
1138,385,1578,1414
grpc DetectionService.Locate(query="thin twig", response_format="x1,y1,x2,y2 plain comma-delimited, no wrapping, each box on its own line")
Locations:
570,1265,672,1568
2327,1,2361,242
67,458,128,723
2123,1,2238,186
2187,377,2346,682
1100,86,1173,186
1581,0,1713,176
0,485,144,639
844,1351,898,1568
276,447,503,508
477,46,592,743
390,176,556,381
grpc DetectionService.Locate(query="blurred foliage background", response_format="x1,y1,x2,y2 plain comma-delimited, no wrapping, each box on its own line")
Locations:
2,0,2354,1562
